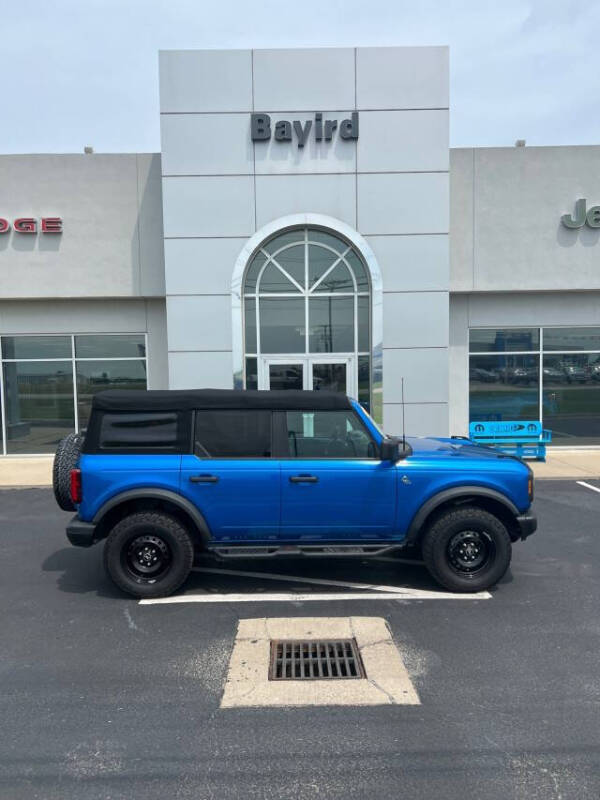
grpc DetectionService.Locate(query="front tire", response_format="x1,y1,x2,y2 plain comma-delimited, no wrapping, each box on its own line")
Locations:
103,512,194,598
422,506,512,593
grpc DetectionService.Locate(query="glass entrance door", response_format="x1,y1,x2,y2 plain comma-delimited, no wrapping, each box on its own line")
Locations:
310,358,352,393
261,357,353,393
265,360,306,390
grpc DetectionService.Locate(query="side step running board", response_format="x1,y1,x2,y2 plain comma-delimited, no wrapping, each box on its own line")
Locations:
206,543,406,559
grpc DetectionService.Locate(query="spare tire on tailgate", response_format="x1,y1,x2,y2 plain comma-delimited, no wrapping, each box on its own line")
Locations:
53,432,84,511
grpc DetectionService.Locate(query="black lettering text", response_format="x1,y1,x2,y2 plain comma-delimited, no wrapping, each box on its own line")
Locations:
315,112,323,141
339,111,359,140
324,119,337,140
251,113,271,141
275,120,292,141
293,119,312,148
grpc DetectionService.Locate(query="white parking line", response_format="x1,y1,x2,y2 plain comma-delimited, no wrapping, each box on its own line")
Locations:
576,481,600,494
139,588,491,605
192,566,427,594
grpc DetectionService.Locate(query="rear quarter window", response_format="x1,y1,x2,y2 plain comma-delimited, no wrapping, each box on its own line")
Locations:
93,412,189,453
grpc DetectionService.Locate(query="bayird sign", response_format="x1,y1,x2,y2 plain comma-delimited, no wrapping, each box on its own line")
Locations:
251,112,359,148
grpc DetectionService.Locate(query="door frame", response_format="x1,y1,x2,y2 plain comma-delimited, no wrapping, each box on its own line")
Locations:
309,356,354,395
260,356,356,394
261,357,308,390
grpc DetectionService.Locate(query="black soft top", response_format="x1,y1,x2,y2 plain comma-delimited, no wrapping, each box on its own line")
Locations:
92,389,352,413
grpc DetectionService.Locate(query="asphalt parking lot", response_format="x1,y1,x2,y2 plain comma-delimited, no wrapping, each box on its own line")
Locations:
1,480,599,799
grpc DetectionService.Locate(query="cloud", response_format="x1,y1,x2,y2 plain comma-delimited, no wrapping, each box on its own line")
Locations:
0,0,596,152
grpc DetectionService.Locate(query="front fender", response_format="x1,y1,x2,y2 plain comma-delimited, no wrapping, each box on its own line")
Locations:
405,485,520,544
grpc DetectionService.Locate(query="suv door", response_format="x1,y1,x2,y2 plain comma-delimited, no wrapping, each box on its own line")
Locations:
180,409,280,541
279,408,397,540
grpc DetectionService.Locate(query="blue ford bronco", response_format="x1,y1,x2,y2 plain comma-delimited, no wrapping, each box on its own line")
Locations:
53,389,536,598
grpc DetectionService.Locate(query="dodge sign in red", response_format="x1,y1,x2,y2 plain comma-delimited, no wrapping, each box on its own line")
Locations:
0,217,62,234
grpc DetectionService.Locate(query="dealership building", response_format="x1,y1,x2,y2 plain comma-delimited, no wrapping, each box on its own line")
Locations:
0,45,599,456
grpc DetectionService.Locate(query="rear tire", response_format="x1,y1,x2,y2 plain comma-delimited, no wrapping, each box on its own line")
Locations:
53,432,84,511
422,506,511,593
103,512,194,599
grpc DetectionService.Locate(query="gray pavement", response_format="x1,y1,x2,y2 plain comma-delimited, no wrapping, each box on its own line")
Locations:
1,481,599,799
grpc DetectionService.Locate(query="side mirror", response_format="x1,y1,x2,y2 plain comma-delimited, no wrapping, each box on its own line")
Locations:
380,437,400,463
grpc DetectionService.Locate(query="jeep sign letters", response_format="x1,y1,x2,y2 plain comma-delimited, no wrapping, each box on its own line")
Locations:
251,112,359,147
561,198,600,229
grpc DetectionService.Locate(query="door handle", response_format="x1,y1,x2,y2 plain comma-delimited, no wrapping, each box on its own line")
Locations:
189,474,219,483
289,475,319,483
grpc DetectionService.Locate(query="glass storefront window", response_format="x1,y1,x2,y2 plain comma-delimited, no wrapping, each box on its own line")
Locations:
243,227,372,410
244,298,257,353
358,355,371,413
74,335,146,358
468,326,600,445
308,244,339,288
309,297,354,353
542,354,600,445
312,262,354,293
543,328,600,352
245,357,258,390
270,244,305,288
76,359,147,428
469,328,539,353
259,261,301,293
469,354,539,422
3,361,74,454
2,336,71,359
243,252,267,294
259,298,305,353
0,334,149,453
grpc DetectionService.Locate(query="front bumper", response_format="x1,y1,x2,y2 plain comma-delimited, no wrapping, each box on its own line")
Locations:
516,512,537,541
66,515,96,547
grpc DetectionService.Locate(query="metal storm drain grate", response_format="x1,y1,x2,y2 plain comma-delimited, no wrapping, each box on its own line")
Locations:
269,639,365,680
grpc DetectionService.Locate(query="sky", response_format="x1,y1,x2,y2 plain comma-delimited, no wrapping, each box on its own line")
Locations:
1,0,598,153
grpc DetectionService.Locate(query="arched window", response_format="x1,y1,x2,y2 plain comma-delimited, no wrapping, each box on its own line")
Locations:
242,227,371,410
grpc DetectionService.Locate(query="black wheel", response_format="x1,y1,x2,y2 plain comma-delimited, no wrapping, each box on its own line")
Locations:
53,432,84,511
103,512,194,598
422,506,512,593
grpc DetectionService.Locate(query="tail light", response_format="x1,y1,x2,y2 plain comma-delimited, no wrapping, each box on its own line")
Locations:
70,468,82,504
528,475,534,502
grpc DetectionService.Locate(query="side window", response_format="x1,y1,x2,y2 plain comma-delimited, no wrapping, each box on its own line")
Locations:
285,410,377,458
195,410,272,457
99,412,181,451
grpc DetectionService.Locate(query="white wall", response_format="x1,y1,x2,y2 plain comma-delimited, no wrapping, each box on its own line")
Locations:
0,154,165,299
159,46,450,434
450,145,600,292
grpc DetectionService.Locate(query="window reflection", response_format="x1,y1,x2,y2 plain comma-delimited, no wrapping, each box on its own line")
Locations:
309,297,354,353
469,355,539,422
542,354,600,445
468,326,600,445
259,298,305,353
3,361,74,454
76,360,147,428
469,328,539,353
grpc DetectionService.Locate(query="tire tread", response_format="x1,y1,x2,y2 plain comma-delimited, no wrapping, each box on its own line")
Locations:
422,506,511,593
103,511,194,599
53,433,84,511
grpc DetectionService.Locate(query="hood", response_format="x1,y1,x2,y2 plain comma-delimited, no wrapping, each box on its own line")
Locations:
404,436,517,461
